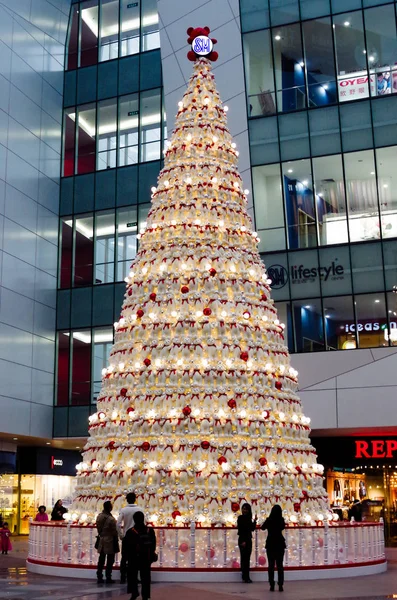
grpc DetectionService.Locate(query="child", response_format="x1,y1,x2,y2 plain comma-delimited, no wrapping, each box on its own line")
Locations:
0,522,12,555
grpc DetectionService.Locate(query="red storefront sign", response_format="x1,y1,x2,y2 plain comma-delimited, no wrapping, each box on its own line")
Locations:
355,439,397,459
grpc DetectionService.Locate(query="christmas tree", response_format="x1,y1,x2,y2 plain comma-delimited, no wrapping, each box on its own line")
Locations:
73,27,331,527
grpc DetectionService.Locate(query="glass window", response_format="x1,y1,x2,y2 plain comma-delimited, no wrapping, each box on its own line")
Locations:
303,18,337,107
282,159,317,249
313,154,348,245
344,150,380,243
376,146,397,239
289,248,321,298
275,301,293,351
74,215,94,286
319,245,352,296
241,0,270,33
334,12,368,103
364,4,397,98
354,293,387,348
66,5,79,70
273,24,306,112
300,0,330,20
120,0,140,56
267,253,290,300
292,298,325,352
116,206,137,280
71,330,92,405
94,211,115,284
140,89,161,162
386,290,397,346
92,327,113,403
119,93,139,166
323,295,356,350
57,332,70,406
80,0,99,67
97,98,117,170
252,164,285,251
269,0,299,26
141,0,160,51
63,109,76,177
351,242,384,293
243,30,276,118
384,240,397,290
99,0,119,62
60,218,73,289
308,106,341,156
77,103,96,174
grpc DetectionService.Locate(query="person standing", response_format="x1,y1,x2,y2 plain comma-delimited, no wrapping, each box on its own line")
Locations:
261,504,286,592
51,499,68,521
35,506,49,522
96,501,119,584
0,522,12,554
124,511,156,600
117,492,143,584
237,503,257,583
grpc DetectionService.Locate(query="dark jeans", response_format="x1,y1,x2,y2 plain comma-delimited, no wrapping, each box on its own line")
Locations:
127,559,151,600
239,540,252,581
266,549,285,586
120,538,127,581
96,551,115,581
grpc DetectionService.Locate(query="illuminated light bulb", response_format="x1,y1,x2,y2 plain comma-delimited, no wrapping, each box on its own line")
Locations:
136,234,141,239
119,362,125,370
101,368,107,376
279,412,285,420
147,409,156,419
202,358,208,367
170,408,177,417
231,143,236,149
212,177,217,183
205,263,211,270
111,410,118,420
175,515,183,523
275,319,280,325
196,310,203,317
149,312,155,319
236,151,239,156
198,461,206,470
267,278,272,285
304,514,312,523
241,225,246,231
226,359,232,367
186,177,192,184
114,321,118,328
151,187,157,194
171,311,178,318
195,219,201,225
247,360,252,367
181,263,187,270
222,462,230,472
173,460,182,470
203,97,210,104
124,277,129,283
106,461,113,470
219,220,224,227
240,409,247,418
249,269,255,276
155,359,161,367
262,315,268,321
129,271,134,278
244,189,250,195
218,409,225,418
212,136,218,143
243,312,250,319
287,462,293,470
131,314,137,321
317,514,324,521
292,414,299,422
281,323,286,329
234,182,240,189
279,365,285,373
221,311,227,317
178,101,183,108
160,264,166,272
268,462,276,470
186,134,192,141
245,461,253,469
135,361,141,369
164,180,169,187
193,408,200,417
92,461,99,470
265,363,272,371
290,515,298,523
252,232,258,237
302,463,308,470
224,105,229,112
151,514,159,523
177,359,183,366
230,264,236,273
171,219,176,226
99,412,106,420
142,267,148,274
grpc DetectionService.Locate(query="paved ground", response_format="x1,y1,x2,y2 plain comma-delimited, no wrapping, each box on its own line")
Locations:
1,537,397,599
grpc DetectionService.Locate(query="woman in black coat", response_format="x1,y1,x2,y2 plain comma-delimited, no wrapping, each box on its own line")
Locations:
261,504,286,592
51,499,68,521
237,503,257,583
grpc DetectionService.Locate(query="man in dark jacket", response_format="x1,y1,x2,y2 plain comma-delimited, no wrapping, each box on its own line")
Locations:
124,511,156,600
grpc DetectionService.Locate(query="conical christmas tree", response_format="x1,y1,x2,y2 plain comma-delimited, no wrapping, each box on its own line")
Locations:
73,28,331,527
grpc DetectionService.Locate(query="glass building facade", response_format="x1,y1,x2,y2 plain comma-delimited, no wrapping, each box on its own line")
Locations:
242,0,397,354
55,0,164,436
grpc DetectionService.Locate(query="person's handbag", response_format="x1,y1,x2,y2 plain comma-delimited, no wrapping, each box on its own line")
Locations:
113,535,120,554
94,535,100,550
151,551,158,564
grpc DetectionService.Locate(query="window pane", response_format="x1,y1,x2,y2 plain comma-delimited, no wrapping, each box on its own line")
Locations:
119,93,139,166
313,155,348,245
334,12,368,103
117,206,137,280
289,249,321,298
323,295,356,350
269,0,299,26
273,24,306,112
120,0,140,56
354,293,387,348
252,163,285,251
97,98,117,171
303,18,337,107
75,215,94,286
292,298,325,352
384,240,397,290
241,0,270,33
99,0,119,62
376,146,397,239
275,301,293,351
77,103,96,174
92,327,113,403
140,89,161,162
57,332,70,405
282,159,317,249
63,109,76,177
364,5,397,98
80,0,99,67
344,150,379,242
267,253,290,301
66,5,79,70
141,0,160,51
351,242,384,293
386,291,397,346
243,30,276,118
319,245,352,296
60,218,73,289
95,211,115,284
71,330,92,405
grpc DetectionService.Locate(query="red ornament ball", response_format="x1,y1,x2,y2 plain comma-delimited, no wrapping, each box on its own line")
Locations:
261,294,267,301
182,406,192,417
201,440,210,450
141,442,150,452
149,292,157,301
179,542,189,553
209,268,217,277
227,399,237,409
209,547,215,559
127,407,134,414
107,440,115,449
181,285,189,294
275,381,282,390
203,307,212,316
172,510,181,520
262,410,270,419
231,502,240,513
294,502,301,512
258,555,267,566
137,309,144,318
120,388,128,397
218,456,227,465
128,289,132,296
240,351,249,362
259,457,267,466
144,358,151,367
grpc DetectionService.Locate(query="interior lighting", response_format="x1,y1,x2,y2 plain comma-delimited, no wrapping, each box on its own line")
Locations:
344,21,350,27
274,35,281,40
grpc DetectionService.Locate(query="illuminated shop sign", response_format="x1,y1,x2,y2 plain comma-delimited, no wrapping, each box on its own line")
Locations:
51,457,64,469
343,321,393,333
355,439,397,459
338,67,397,103
268,261,344,290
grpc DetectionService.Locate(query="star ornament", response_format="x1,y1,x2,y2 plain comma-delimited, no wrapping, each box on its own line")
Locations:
187,26,218,62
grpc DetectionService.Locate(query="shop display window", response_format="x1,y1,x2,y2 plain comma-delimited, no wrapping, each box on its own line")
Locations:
386,291,397,346
376,146,397,240
323,295,356,350
292,298,325,352
313,155,348,246
0,474,18,534
354,293,387,349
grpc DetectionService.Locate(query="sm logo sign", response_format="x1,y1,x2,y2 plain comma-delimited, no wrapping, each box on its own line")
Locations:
192,35,213,56
267,264,288,289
